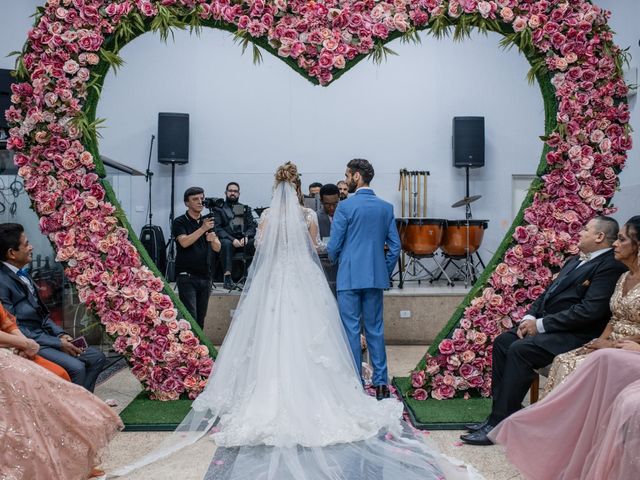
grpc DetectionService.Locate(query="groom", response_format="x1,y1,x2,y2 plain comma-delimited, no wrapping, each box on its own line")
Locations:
327,159,401,400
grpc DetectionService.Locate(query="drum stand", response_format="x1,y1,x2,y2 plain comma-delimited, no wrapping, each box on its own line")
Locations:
438,251,486,286
399,253,453,287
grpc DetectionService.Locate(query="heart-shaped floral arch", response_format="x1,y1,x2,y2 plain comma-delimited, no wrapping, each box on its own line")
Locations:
6,0,631,400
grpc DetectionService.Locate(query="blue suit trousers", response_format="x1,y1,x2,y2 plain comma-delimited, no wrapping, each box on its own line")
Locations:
337,288,388,386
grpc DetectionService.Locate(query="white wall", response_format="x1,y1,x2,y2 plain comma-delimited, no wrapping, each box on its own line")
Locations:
1,1,638,260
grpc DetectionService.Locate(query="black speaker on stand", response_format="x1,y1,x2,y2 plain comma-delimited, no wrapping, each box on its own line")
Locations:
158,112,189,282
451,116,485,286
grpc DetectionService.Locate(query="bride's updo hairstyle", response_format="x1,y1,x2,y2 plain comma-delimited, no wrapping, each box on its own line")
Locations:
275,162,304,205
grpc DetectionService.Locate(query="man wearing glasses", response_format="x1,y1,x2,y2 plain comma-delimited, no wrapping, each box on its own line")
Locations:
213,182,257,289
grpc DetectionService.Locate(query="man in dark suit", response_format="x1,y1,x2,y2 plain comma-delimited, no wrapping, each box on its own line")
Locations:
317,183,340,239
317,184,340,296
0,223,106,392
213,182,257,289
462,216,626,445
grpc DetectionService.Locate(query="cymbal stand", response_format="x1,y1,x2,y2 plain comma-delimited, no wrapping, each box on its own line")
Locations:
464,166,472,287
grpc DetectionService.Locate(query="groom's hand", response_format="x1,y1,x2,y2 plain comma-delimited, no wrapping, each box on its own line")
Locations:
517,319,537,338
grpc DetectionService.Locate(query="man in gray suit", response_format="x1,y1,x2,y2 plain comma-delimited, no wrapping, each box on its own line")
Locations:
0,223,105,391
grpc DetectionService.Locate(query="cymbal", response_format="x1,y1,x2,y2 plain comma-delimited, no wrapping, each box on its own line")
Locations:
451,195,482,208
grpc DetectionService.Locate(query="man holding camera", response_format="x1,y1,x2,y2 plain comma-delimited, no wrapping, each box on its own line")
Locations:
213,182,257,289
173,187,221,328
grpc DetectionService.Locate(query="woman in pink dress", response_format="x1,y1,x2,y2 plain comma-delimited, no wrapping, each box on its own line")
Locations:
0,304,123,480
489,344,640,479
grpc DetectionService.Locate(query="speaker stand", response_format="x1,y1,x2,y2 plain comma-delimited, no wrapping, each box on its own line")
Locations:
165,163,177,282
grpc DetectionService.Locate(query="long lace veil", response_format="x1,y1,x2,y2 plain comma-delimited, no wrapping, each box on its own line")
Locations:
111,180,325,474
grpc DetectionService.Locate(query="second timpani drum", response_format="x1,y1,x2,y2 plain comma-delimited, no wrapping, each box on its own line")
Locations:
441,219,488,257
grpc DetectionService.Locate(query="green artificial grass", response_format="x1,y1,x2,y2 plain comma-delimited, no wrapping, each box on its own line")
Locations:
119,391,193,431
394,377,491,430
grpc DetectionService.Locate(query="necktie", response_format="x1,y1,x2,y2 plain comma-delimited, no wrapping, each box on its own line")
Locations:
16,268,35,294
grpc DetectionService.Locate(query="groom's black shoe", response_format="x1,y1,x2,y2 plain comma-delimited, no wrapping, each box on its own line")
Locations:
463,419,489,432
223,275,234,290
460,424,494,446
375,385,390,400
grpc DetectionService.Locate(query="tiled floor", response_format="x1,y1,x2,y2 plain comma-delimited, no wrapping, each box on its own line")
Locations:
98,346,522,479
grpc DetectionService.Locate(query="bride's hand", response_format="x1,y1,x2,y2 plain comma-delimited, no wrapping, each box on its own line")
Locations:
615,340,640,352
584,338,614,350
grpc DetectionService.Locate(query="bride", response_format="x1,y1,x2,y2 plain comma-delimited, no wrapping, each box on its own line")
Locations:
114,162,479,479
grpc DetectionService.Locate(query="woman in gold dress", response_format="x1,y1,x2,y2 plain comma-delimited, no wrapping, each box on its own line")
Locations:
543,216,640,396
0,302,123,479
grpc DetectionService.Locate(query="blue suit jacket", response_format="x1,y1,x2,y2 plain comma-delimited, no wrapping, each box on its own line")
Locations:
327,189,400,291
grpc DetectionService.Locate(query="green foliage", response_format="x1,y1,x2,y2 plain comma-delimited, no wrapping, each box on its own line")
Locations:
367,42,398,65
233,31,264,65
150,4,187,42
113,11,147,49
71,112,106,144
429,14,453,40
400,28,422,45
99,48,126,73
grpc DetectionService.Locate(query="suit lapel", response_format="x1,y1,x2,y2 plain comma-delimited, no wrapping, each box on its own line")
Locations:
545,251,611,301
0,264,41,310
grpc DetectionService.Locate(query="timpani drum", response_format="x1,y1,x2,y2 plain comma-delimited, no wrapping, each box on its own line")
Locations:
396,218,447,257
441,220,488,257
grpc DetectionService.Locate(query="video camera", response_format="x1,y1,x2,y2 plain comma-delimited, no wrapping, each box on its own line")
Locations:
203,197,225,210
204,197,251,239
202,197,224,233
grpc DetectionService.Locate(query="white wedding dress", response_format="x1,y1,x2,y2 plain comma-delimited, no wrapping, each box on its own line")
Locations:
114,182,481,479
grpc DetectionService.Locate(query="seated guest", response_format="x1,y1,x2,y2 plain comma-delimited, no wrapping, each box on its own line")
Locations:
489,345,640,480
337,180,349,201
461,216,627,445
213,182,257,289
543,215,640,395
0,223,106,392
173,187,222,328
317,183,340,239
308,182,322,197
0,302,122,479
0,302,70,381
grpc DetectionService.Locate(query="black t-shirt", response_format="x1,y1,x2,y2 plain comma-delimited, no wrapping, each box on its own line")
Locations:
172,212,211,277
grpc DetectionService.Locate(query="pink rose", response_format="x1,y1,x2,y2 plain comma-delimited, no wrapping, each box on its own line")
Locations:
461,349,476,363
63,59,79,74
513,16,527,32
432,385,455,400
438,339,455,355
500,7,514,22
411,370,426,388
393,13,409,32
413,388,428,401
